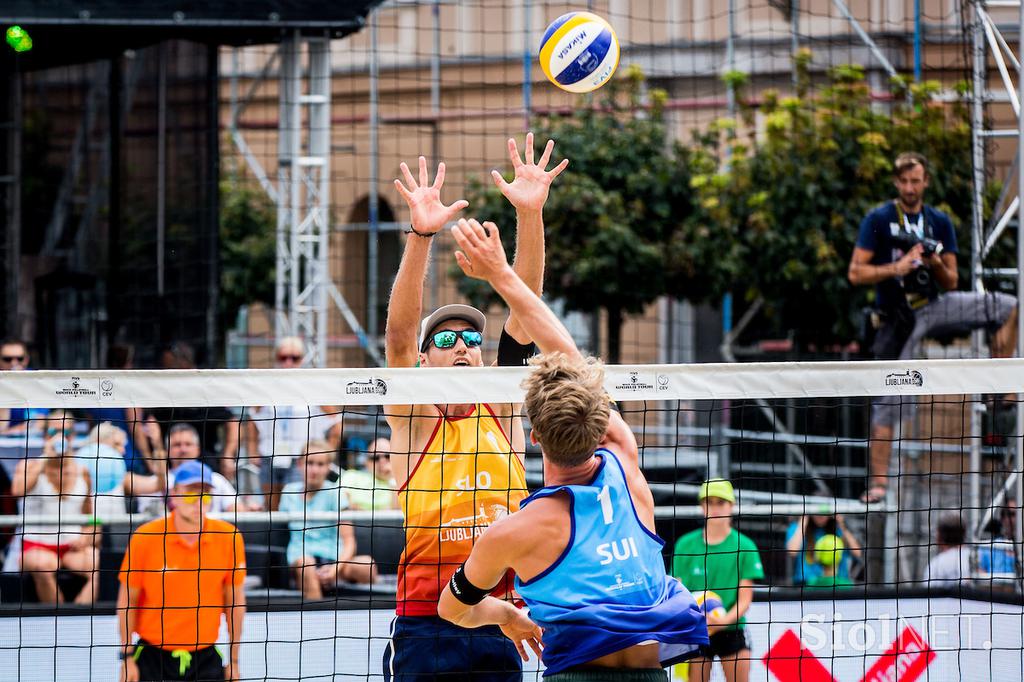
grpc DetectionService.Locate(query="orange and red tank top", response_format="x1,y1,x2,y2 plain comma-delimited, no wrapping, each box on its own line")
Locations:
396,403,528,616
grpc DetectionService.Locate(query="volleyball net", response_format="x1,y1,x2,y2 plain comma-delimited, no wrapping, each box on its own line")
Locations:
211,0,991,371
0,360,1021,680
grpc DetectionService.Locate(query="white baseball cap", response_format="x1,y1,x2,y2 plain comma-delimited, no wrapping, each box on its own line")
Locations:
419,304,487,352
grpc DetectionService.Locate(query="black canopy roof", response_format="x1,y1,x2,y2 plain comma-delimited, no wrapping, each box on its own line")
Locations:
2,0,382,70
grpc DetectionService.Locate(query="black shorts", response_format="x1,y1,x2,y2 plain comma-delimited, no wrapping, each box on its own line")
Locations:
706,628,750,659
134,641,225,681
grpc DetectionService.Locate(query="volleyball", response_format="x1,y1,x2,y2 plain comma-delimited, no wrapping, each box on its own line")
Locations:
693,590,727,619
538,11,620,93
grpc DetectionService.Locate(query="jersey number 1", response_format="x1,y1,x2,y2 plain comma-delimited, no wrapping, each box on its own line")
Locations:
597,484,614,525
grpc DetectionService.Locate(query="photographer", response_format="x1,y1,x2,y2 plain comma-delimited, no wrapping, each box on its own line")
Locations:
848,152,1017,504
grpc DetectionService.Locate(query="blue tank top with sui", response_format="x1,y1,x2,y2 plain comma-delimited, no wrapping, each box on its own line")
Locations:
514,448,709,676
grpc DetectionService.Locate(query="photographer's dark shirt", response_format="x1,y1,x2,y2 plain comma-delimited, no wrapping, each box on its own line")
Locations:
856,202,957,310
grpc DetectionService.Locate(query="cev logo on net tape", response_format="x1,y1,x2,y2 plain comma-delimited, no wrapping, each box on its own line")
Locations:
609,371,672,396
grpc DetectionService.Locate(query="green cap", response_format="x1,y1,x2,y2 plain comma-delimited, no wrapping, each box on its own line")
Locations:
698,478,735,503
814,534,845,567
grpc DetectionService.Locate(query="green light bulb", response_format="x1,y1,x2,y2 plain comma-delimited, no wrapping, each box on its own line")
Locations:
6,26,33,53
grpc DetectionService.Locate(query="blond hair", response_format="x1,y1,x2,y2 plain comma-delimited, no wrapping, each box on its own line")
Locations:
522,352,609,467
302,439,334,460
88,422,127,449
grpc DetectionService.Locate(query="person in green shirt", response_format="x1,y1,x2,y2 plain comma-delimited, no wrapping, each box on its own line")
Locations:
805,534,854,590
339,437,399,511
672,479,764,682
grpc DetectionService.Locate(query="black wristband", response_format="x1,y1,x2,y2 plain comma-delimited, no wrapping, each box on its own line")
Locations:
449,564,495,605
405,224,435,238
497,327,537,367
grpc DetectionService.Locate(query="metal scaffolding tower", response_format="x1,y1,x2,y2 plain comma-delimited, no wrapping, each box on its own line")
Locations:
229,32,381,368
969,0,1024,568
276,33,331,367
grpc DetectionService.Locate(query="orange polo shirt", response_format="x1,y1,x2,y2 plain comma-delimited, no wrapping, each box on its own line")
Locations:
119,515,246,650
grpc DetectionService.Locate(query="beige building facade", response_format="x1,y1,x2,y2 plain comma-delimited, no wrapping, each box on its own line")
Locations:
224,0,1012,369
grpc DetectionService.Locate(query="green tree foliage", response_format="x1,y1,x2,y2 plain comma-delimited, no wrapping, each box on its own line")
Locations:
688,50,986,346
460,65,722,362
457,53,989,357
219,181,275,332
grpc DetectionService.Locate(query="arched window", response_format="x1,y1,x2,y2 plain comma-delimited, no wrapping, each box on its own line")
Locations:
342,196,400,336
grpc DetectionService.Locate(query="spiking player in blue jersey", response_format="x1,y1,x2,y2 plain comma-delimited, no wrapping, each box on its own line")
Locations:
438,218,709,681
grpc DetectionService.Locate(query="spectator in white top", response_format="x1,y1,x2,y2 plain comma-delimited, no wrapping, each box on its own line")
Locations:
245,336,337,511
138,423,249,515
923,513,970,589
12,423,99,604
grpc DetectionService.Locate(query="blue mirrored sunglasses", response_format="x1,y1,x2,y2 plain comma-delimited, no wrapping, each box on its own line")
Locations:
426,329,483,350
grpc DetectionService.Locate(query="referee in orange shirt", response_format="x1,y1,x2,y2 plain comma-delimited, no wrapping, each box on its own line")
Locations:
118,461,247,681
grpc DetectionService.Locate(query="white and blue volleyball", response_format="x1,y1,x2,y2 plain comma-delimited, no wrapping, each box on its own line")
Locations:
539,11,620,94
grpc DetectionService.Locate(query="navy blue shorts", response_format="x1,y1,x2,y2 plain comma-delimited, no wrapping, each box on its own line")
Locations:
383,615,523,682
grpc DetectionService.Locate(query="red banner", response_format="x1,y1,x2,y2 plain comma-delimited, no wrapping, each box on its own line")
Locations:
762,629,839,682
859,626,936,682
764,625,935,682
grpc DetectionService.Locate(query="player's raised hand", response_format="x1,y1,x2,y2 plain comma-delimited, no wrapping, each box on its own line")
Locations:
492,132,569,213
452,219,510,282
394,156,469,236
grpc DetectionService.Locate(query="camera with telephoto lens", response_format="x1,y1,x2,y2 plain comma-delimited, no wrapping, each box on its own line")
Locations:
892,228,944,258
890,227,942,295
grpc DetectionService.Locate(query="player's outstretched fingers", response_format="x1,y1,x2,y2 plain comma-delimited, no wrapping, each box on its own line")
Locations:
393,178,412,201
453,250,473,276
524,132,535,165
432,161,446,189
465,218,490,242
507,137,523,168
399,162,416,189
549,157,569,179
491,169,509,190
527,634,543,659
471,219,496,240
537,139,554,169
452,220,476,249
418,155,428,187
456,219,483,247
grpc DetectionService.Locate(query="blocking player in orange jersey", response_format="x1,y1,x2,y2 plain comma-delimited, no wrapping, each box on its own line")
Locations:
383,134,567,681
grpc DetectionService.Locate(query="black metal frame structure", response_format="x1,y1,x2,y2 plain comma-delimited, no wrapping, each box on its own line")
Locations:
0,1,380,367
